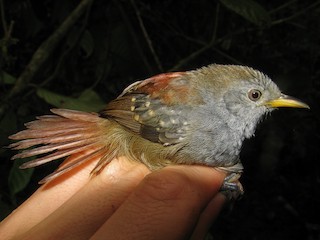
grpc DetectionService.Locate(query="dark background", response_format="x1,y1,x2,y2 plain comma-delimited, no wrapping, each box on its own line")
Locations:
0,0,319,239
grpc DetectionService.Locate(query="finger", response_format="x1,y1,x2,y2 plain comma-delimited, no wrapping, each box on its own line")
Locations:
91,165,226,240
190,193,226,240
18,157,150,240
0,155,98,240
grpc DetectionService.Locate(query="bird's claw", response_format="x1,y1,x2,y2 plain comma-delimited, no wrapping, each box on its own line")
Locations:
220,172,244,200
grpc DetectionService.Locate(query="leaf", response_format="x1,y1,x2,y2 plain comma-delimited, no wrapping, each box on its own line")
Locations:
8,158,34,196
0,71,16,85
220,0,271,26
36,88,105,112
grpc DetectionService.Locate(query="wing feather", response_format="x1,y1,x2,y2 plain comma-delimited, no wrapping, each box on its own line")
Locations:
101,72,194,145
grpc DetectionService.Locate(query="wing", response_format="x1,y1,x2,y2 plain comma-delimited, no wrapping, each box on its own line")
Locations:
101,72,198,146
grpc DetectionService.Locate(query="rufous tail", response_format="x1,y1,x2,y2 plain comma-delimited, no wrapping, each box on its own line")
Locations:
9,109,115,183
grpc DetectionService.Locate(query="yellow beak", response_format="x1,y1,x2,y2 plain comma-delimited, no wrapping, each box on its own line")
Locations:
265,94,310,109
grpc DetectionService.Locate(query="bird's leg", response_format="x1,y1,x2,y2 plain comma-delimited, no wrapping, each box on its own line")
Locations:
220,172,243,197
217,162,244,200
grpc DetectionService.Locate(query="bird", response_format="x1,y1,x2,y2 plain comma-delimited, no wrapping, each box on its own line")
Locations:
9,64,309,193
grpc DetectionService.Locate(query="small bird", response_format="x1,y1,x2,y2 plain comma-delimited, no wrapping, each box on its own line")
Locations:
9,64,309,192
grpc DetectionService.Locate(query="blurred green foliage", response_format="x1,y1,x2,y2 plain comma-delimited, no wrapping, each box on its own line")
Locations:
0,0,319,239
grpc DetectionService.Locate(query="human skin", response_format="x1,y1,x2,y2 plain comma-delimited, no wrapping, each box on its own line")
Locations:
0,157,226,240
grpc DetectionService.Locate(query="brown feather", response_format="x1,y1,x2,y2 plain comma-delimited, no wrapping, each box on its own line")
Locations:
38,148,106,184
9,108,185,183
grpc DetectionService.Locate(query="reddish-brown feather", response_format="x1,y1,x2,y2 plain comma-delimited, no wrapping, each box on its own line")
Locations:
135,72,190,105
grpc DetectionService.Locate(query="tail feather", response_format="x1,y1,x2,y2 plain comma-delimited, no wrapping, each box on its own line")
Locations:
18,142,103,168
25,118,89,130
9,132,96,150
38,148,107,184
90,148,118,175
50,108,100,122
9,127,88,140
19,148,80,168
9,109,112,183
11,138,100,160
9,108,178,184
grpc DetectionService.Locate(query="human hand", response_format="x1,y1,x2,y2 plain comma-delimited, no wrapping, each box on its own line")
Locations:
0,157,226,240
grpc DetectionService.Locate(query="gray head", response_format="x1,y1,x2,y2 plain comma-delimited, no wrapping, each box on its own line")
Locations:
182,64,309,166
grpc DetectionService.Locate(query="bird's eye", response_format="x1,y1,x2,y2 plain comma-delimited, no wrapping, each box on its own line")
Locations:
248,89,262,101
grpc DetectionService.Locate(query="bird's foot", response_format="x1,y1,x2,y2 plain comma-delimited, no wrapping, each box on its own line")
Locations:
220,172,244,200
